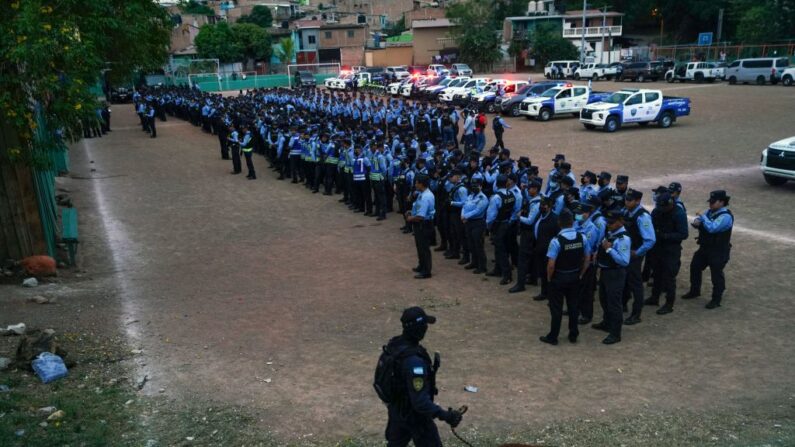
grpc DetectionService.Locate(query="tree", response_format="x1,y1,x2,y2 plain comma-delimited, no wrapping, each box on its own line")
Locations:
275,37,296,67
0,0,171,163
231,23,273,70
735,6,780,44
238,5,273,28
179,0,214,16
195,22,244,63
384,15,407,38
528,23,579,67
446,0,503,71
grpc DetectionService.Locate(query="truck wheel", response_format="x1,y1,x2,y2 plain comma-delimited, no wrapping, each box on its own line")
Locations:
486,102,496,113
584,124,596,130
658,112,674,128
539,107,553,122
666,74,674,83
764,174,788,186
729,76,737,85
574,73,581,80
784,75,794,86
707,78,715,83
510,103,521,117
604,116,619,132
695,72,704,83
756,75,766,85
593,74,599,82
637,74,645,82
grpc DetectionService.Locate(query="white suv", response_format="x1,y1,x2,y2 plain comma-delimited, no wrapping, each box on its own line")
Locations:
760,136,795,186
781,67,795,86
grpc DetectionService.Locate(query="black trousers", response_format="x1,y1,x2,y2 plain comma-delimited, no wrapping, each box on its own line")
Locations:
651,246,682,307
288,155,301,181
385,406,441,447
548,273,582,340
534,251,550,297
448,208,464,257
492,221,511,280
413,221,434,275
514,228,534,287
466,219,487,271
324,164,337,194
231,146,241,173
493,128,505,149
623,256,645,317
218,131,229,159
507,221,519,266
312,162,322,191
243,151,255,178
435,204,449,249
599,268,627,338
578,264,597,320
353,180,367,211
385,179,395,212
363,178,373,213
689,247,730,302
147,117,156,137
372,180,387,218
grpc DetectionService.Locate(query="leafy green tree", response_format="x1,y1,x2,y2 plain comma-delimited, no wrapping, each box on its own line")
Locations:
195,22,244,63
446,0,503,71
238,5,273,28
735,5,780,44
384,15,407,37
179,0,214,16
275,37,296,67
0,0,170,165
231,23,273,69
529,23,579,67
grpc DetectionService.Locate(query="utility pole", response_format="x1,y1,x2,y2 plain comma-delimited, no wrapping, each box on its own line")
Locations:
601,5,607,64
579,0,587,63
716,8,724,43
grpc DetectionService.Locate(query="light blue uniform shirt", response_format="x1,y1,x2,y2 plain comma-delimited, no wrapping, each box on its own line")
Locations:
461,191,488,220
697,207,733,233
412,189,435,220
599,227,631,268
625,206,656,257
547,227,592,260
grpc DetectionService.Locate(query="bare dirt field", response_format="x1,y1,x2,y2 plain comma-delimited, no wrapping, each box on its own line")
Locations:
2,78,794,446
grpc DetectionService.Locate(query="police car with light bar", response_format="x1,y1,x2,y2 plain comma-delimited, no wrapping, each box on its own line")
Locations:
579,89,691,132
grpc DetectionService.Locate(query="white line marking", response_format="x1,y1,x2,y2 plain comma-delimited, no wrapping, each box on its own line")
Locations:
663,84,725,92
633,166,759,189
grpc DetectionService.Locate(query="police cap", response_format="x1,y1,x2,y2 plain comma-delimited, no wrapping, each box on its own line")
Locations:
401,306,436,328
708,190,730,203
655,192,673,206
560,176,575,187
552,153,566,162
496,174,508,188
528,179,542,190
598,171,612,181
668,182,682,193
603,209,624,223
559,161,572,171
625,188,643,200
616,175,629,184
653,185,668,194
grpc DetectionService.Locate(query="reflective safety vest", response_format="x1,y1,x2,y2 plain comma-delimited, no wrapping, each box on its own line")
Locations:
369,154,385,182
353,156,367,181
240,132,253,153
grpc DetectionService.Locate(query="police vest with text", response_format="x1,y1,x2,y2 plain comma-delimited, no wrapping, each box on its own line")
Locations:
697,209,733,251
597,231,628,269
555,232,585,274
496,191,516,222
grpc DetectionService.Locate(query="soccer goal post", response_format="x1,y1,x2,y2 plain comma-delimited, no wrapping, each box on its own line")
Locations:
287,63,341,88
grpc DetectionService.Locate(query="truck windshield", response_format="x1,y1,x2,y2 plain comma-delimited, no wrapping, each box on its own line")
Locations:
541,88,561,98
605,92,632,103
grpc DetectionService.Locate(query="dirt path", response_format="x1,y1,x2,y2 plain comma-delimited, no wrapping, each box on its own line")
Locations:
8,83,793,444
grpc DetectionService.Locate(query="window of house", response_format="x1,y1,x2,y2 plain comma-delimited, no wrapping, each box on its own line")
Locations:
324,31,332,39
347,30,355,38
308,35,316,44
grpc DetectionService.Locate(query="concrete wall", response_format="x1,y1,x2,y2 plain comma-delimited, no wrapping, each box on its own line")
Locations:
319,27,367,49
341,46,365,67
366,46,413,67
412,27,449,65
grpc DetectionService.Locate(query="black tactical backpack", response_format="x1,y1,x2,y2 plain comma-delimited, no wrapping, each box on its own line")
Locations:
373,344,419,404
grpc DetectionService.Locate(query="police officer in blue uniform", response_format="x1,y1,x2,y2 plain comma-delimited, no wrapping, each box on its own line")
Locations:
382,307,463,447
486,175,517,285
461,177,489,274
683,190,734,309
540,209,590,345
622,189,656,325
407,175,435,279
592,210,631,345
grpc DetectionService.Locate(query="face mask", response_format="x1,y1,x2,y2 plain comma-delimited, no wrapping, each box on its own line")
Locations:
574,214,584,222
470,187,481,194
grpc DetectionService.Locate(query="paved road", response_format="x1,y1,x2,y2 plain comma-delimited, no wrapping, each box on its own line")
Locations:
65,82,795,442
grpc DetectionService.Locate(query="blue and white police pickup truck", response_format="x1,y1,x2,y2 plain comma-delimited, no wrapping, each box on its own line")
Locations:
519,84,611,121
579,89,691,132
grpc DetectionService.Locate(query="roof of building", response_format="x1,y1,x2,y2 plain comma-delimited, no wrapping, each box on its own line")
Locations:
293,19,323,29
319,22,368,30
411,18,455,29
506,9,624,21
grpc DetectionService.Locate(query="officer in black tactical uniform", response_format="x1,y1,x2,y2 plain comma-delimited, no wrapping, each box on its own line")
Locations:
683,190,734,309
383,307,463,447
646,192,689,314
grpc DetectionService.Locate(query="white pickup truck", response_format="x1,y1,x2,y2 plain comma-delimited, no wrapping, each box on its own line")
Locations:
574,63,620,81
439,78,489,103
325,72,376,90
665,62,719,83
579,89,692,132
519,84,610,121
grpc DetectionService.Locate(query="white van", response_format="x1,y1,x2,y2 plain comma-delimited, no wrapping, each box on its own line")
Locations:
544,60,580,79
725,57,790,85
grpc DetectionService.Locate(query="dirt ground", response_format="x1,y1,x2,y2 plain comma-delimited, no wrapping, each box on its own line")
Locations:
2,78,794,445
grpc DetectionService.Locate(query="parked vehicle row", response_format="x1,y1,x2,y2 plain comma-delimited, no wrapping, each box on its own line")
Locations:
519,84,611,121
